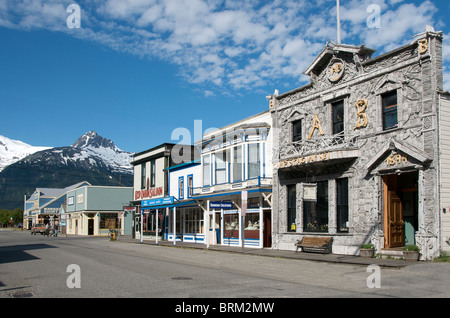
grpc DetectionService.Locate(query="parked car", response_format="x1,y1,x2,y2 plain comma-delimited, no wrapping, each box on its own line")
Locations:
31,224,48,235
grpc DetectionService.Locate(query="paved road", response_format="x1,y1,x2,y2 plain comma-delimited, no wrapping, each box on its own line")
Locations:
1,230,449,299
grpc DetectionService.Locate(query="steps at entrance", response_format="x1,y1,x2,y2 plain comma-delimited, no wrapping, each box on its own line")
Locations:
380,248,404,260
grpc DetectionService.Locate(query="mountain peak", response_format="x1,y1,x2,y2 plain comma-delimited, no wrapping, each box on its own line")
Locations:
72,131,117,150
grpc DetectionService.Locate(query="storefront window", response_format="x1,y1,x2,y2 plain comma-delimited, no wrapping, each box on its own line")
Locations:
244,213,260,239
143,211,163,234
303,181,329,232
224,212,239,239
100,214,118,229
337,178,349,233
185,209,203,234
287,185,296,232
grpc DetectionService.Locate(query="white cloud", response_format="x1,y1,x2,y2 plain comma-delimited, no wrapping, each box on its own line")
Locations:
0,0,447,94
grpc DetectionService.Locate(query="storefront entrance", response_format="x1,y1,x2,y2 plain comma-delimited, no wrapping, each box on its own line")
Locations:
88,219,94,235
383,172,418,248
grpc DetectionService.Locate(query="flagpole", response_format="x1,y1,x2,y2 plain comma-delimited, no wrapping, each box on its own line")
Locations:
337,0,341,44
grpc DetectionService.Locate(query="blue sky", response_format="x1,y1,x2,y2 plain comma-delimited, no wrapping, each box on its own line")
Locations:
1,0,449,153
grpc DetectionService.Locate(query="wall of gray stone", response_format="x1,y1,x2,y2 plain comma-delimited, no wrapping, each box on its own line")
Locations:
270,31,444,260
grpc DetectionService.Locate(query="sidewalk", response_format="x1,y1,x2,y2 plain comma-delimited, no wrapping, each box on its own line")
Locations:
119,237,410,268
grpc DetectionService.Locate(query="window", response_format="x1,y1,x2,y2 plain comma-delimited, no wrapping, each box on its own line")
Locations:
382,91,398,130
287,185,297,232
292,119,302,142
332,100,344,136
337,178,349,233
141,163,146,189
303,181,329,232
215,151,227,184
248,143,260,179
233,145,243,182
178,177,184,199
185,209,203,234
187,175,193,197
150,160,156,187
203,155,211,186
224,212,239,239
100,214,118,229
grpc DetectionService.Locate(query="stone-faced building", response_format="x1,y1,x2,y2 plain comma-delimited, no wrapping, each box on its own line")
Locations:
269,27,445,260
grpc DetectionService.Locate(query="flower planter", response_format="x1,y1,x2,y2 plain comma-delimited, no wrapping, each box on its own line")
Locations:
403,251,420,262
360,248,374,258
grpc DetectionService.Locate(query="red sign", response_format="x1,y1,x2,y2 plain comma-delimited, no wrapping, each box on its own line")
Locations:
135,187,163,201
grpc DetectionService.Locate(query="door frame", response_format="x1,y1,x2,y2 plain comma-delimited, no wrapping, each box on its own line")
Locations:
383,172,418,248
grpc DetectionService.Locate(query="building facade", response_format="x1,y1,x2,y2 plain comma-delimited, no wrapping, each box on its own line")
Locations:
191,110,273,248
165,160,204,244
131,143,198,240
269,28,445,260
65,185,133,236
23,181,90,231
438,91,450,253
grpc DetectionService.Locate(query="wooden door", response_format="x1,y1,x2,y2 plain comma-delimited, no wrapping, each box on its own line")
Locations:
263,211,272,247
388,191,404,248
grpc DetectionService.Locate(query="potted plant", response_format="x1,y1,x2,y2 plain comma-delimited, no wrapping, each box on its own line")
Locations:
360,244,375,258
403,245,420,262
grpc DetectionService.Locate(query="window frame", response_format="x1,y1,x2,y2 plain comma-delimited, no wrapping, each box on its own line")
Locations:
292,119,302,142
287,184,297,232
141,163,146,189
247,143,260,180
178,176,184,200
382,90,398,130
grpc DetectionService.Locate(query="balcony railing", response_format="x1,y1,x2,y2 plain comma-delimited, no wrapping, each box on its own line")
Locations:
282,129,359,159
193,177,272,196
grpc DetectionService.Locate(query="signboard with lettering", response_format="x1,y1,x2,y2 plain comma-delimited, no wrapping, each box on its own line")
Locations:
142,196,174,208
209,201,234,209
135,187,163,201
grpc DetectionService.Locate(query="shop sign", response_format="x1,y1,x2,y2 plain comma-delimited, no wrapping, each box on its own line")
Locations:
43,207,59,214
142,196,174,208
209,201,233,209
135,186,163,200
277,152,331,169
303,184,317,201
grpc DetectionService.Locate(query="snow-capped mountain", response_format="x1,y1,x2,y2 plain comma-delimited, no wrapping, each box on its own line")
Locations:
21,130,134,175
0,131,134,210
70,130,133,174
0,135,51,172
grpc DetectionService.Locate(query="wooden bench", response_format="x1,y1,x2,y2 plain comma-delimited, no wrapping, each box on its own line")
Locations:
295,236,333,254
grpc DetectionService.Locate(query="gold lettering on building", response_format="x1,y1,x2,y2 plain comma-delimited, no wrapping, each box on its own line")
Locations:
308,114,325,140
277,152,331,169
354,99,368,130
385,154,408,167
418,39,428,54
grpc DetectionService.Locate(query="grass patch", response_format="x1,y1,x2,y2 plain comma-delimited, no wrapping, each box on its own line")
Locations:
433,252,450,262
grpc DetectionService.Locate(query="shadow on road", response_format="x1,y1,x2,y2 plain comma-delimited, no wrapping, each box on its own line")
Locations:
0,244,57,264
